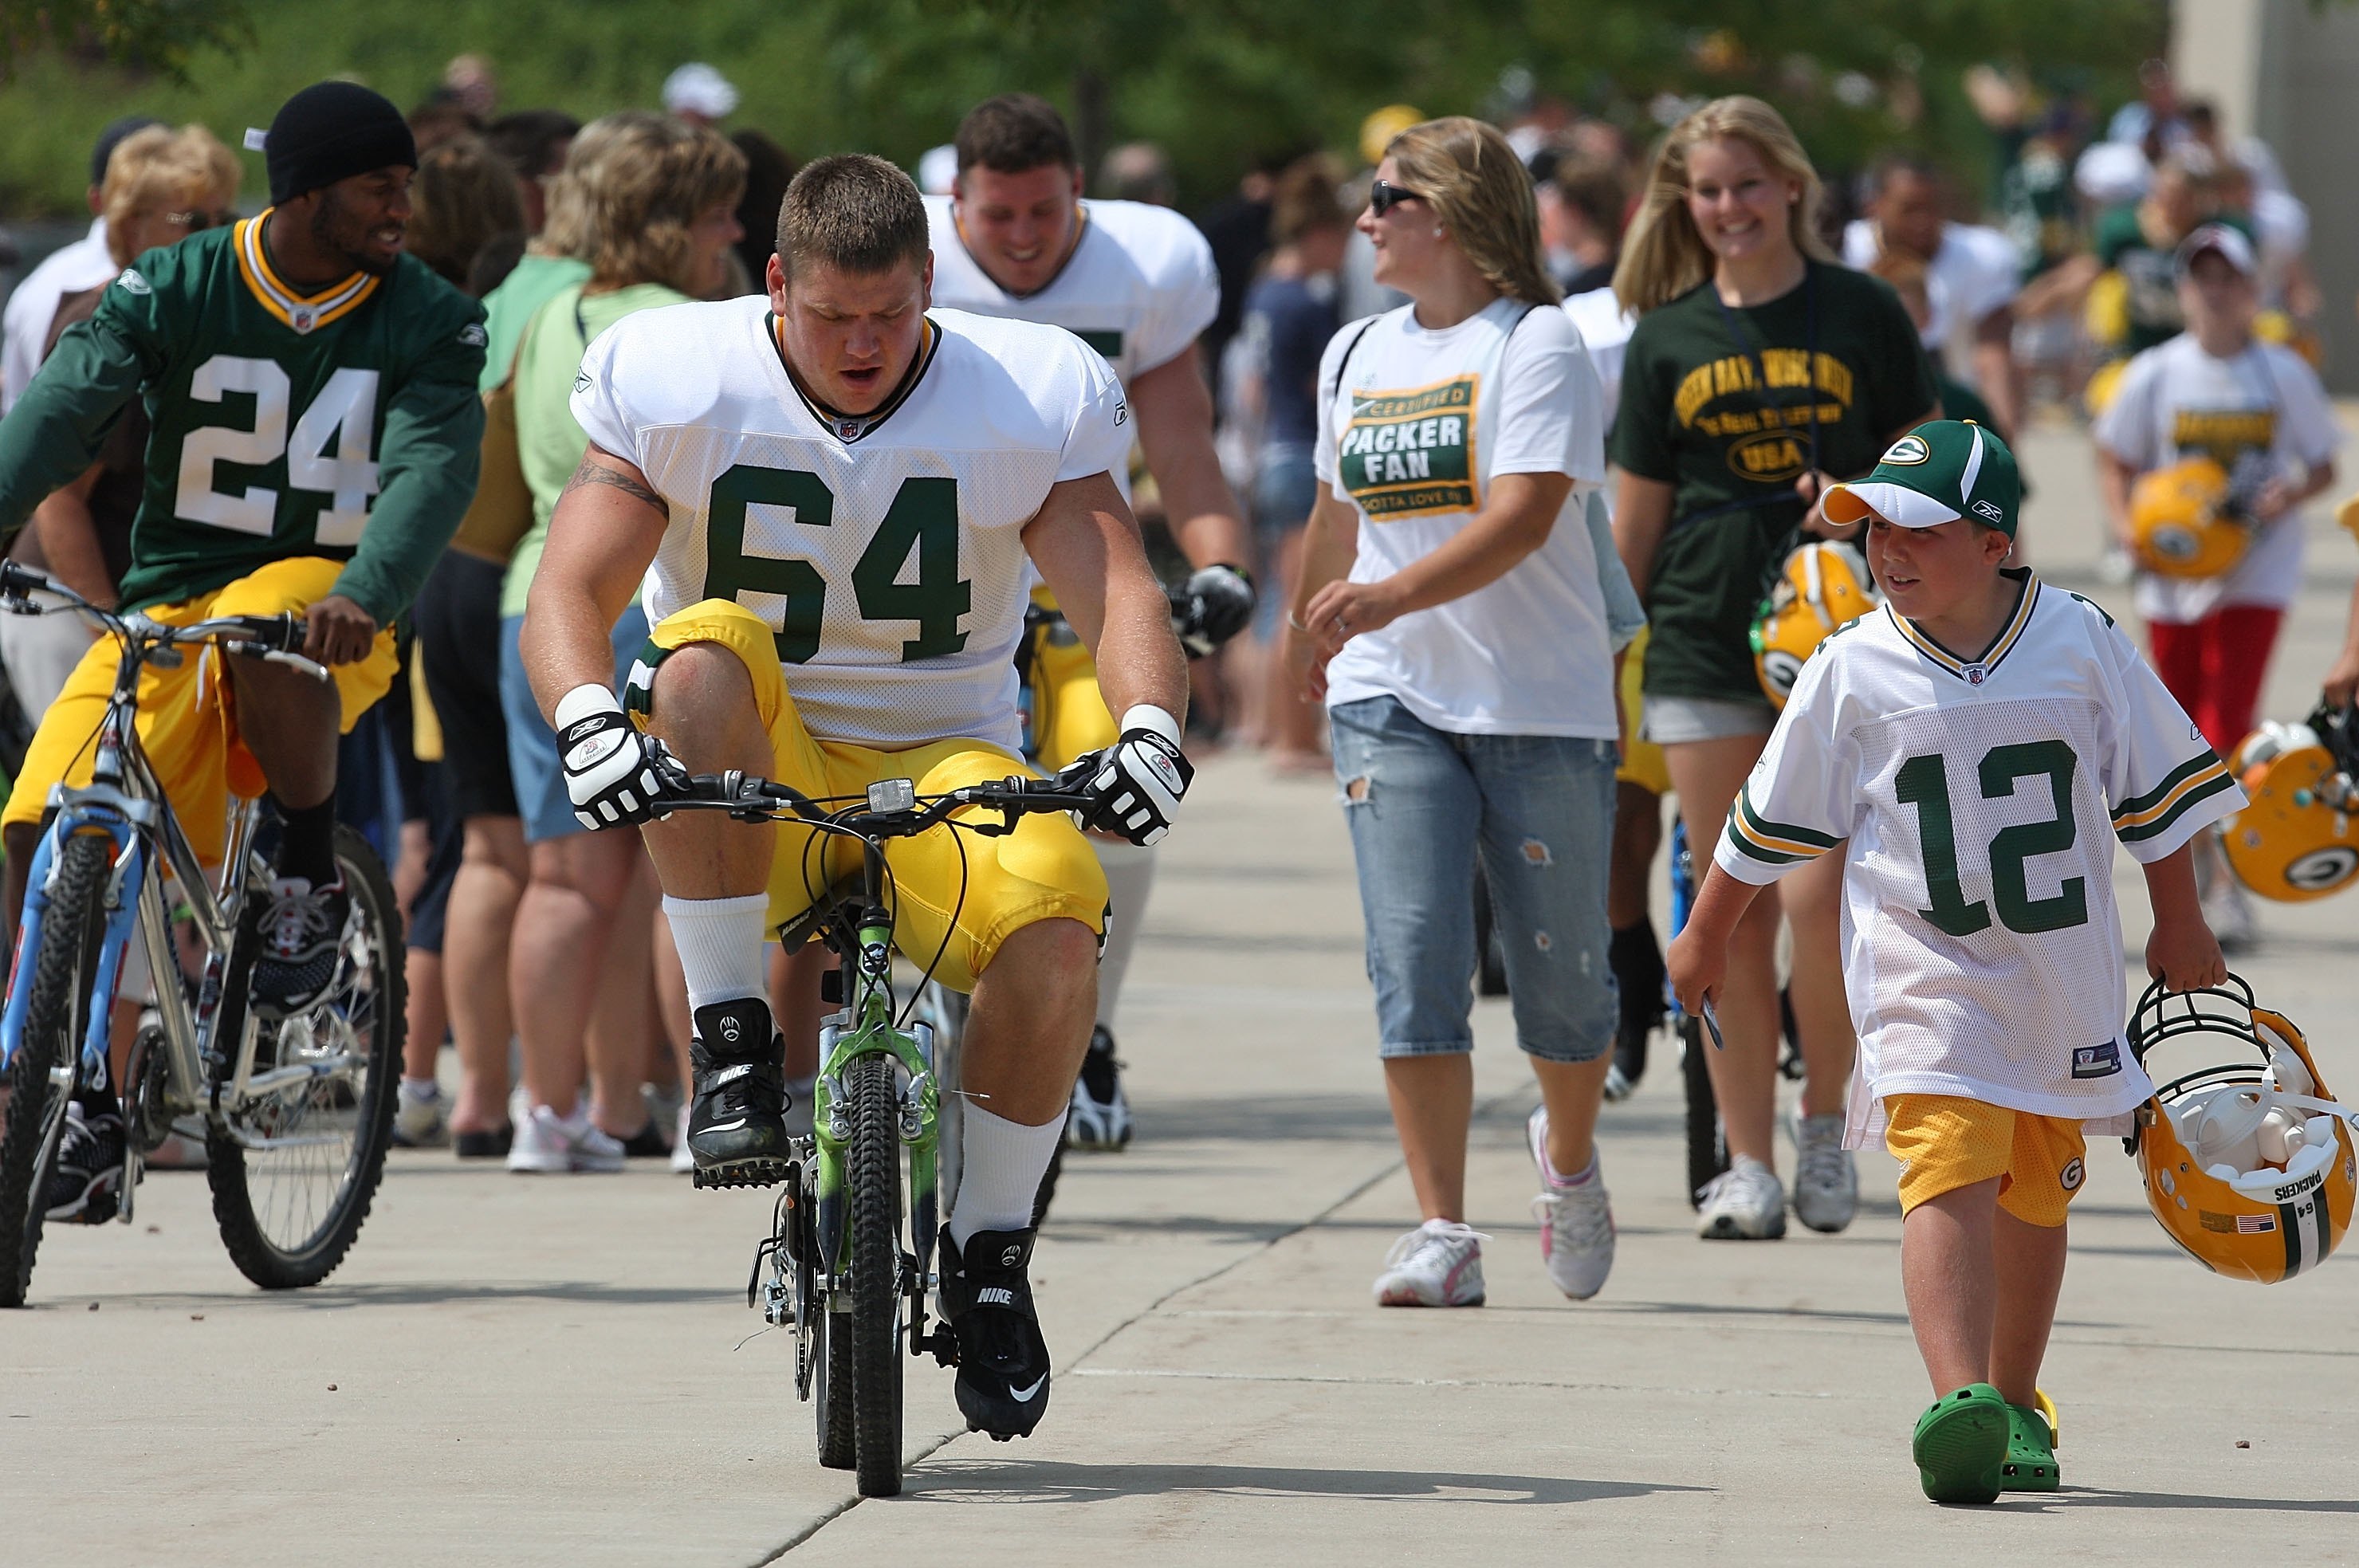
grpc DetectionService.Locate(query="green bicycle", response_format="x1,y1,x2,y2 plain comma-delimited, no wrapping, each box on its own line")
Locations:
673,767,1088,1499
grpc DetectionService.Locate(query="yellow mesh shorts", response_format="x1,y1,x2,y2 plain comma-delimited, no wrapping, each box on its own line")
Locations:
638,599,1107,992
2,556,399,865
1615,625,1669,796
1024,585,1116,772
1885,1094,2089,1230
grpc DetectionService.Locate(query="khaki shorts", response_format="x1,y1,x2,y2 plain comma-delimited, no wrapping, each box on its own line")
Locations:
1885,1093,2089,1230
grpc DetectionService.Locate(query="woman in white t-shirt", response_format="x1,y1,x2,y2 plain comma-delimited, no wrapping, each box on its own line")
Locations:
1281,116,1628,1310
2094,223,2338,942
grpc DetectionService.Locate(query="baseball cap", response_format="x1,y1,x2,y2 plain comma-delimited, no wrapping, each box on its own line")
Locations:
662,63,740,121
1822,419,2022,538
2176,222,2257,279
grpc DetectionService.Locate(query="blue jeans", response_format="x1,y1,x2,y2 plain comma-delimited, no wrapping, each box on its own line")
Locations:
499,606,651,845
1330,695,1617,1063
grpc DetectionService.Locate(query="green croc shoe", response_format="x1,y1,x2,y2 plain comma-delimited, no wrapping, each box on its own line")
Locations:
2002,1390,2060,1492
1913,1383,2009,1504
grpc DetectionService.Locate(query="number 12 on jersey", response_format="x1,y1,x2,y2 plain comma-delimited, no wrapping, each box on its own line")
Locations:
1894,740,2088,937
704,463,972,663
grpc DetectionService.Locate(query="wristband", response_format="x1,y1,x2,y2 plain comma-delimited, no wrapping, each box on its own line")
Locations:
554,682,624,729
1118,704,1183,749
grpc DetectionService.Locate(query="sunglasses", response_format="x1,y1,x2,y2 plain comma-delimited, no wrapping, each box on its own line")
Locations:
1368,179,1424,217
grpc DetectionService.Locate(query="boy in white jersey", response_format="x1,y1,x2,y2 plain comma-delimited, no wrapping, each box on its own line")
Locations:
1669,422,2239,1504
521,155,1191,1440
930,94,1255,1150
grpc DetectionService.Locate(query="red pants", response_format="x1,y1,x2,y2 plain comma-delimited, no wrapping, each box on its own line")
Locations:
2148,605,2284,759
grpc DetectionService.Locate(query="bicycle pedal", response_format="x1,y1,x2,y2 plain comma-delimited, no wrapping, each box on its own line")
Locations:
691,1160,792,1191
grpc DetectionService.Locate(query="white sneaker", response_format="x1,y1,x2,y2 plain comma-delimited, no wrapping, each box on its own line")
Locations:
1697,1153,1787,1240
507,1103,626,1173
670,1102,694,1174
2203,875,2258,953
1373,1218,1487,1307
1788,1109,1858,1233
1526,1106,1614,1299
391,1079,449,1149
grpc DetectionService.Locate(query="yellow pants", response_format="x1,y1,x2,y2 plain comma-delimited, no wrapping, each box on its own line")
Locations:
1614,625,1669,796
639,599,1108,992
1885,1094,2088,1230
1024,585,1117,772
2,556,398,864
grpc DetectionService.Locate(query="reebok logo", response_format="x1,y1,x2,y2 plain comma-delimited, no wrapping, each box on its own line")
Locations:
977,1287,1015,1306
2071,1041,2121,1079
113,268,150,296
1972,499,2004,523
458,323,488,348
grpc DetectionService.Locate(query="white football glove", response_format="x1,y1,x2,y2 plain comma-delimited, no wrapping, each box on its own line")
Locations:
555,684,687,830
1075,705,1192,846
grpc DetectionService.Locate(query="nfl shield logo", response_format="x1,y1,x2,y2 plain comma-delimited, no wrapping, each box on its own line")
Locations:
290,306,316,334
1966,666,1986,685
836,419,860,439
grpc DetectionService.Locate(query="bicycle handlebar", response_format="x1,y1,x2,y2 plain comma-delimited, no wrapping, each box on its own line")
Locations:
0,560,329,680
670,768,1094,840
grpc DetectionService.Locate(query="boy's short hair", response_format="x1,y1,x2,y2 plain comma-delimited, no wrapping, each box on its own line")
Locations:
776,154,930,280
955,94,1075,176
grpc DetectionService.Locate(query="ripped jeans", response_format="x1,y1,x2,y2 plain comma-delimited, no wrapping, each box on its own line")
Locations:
1330,695,1617,1063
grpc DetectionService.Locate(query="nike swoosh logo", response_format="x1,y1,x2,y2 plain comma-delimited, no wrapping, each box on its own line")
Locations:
703,1119,748,1134
1008,1376,1046,1403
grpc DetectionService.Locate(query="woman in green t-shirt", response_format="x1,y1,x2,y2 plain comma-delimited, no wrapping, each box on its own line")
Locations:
497,113,746,1173
1610,96,1936,1242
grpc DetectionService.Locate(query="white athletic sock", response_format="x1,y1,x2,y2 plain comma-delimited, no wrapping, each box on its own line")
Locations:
1091,839,1158,1032
662,893,770,1011
949,1104,1064,1248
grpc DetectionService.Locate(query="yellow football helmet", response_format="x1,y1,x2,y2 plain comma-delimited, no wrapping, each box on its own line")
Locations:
2128,976,2357,1284
2222,706,2359,902
1752,540,1877,709
2129,456,2250,580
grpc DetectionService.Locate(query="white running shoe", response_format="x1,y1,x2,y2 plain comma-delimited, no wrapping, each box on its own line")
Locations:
391,1079,449,1149
1697,1153,1787,1240
1373,1218,1488,1307
1526,1106,1614,1299
670,1103,694,1174
507,1103,626,1173
1788,1109,1858,1233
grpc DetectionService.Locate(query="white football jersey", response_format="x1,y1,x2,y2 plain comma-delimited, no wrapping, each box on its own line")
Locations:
572,297,1130,751
1712,575,2246,1138
925,195,1218,388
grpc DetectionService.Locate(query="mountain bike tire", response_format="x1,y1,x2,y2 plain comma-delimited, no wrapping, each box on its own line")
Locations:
813,1159,855,1469
0,832,110,1308
847,1049,905,1497
1681,1016,1729,1209
210,825,403,1290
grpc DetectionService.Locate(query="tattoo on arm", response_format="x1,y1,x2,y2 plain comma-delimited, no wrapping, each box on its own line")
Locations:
564,455,666,514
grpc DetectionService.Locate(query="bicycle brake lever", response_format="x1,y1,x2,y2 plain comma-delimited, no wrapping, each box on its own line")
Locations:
264,649,332,682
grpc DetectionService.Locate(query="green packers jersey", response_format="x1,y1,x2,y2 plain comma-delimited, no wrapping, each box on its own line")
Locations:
0,213,487,623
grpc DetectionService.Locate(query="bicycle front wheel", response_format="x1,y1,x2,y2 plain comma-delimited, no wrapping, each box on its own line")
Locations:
847,1049,906,1497
0,832,112,1308
210,825,403,1289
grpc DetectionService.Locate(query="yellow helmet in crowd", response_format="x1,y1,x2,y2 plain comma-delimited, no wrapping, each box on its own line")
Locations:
2128,976,2357,1284
2129,456,2249,580
1752,540,1877,709
2222,707,2359,902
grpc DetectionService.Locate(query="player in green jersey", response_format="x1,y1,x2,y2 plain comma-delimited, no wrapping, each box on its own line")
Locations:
0,81,486,1028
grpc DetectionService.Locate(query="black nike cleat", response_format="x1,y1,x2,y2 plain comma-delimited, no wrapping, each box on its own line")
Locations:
686,997,792,1189
939,1226,1052,1440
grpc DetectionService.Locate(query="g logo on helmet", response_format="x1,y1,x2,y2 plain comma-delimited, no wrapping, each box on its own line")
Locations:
2285,845,2359,894
1759,649,1806,701
2149,525,2202,564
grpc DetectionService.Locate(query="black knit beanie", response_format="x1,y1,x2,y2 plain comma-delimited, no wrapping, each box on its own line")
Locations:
253,81,417,206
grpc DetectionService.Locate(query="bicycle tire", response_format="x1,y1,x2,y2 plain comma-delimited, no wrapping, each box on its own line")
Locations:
1681,1016,1728,1209
847,1049,904,1497
209,825,403,1290
812,1160,855,1469
0,832,110,1308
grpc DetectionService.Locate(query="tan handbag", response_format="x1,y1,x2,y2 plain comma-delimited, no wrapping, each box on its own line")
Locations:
447,317,537,564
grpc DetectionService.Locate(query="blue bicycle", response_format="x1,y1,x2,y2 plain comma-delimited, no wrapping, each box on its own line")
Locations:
0,563,404,1307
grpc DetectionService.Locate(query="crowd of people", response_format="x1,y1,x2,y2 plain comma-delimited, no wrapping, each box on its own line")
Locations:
0,49,2346,1499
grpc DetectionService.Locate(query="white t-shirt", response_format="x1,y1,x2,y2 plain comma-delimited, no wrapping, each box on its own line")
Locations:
572,299,1130,752
2091,332,2341,623
1562,285,1634,434
1842,219,2019,387
925,195,1217,388
1715,576,2244,1141
1313,299,1614,737
1,217,114,414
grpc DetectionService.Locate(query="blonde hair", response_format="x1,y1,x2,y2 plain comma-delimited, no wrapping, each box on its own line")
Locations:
1384,116,1560,306
552,112,745,293
405,136,525,291
101,124,240,268
1612,96,1831,316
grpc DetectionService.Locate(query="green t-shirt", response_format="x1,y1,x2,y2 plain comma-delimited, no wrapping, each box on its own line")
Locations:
1610,261,1937,702
478,253,591,392
2095,206,2257,357
0,216,486,623
498,280,688,619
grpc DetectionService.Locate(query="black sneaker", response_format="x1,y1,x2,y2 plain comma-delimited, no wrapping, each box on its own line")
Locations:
939,1226,1052,1440
250,875,349,1017
43,1100,125,1224
1064,1025,1130,1150
1605,921,1665,1102
686,997,792,1189
454,1125,513,1160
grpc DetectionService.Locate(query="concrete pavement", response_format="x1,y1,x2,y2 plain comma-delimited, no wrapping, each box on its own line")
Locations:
6,419,2359,1565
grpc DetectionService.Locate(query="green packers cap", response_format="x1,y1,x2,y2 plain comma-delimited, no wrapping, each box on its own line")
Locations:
1822,419,2020,538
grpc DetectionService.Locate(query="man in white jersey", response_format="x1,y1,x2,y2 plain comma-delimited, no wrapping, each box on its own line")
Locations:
927,93,1254,1152
521,155,1190,1440
1669,420,2234,1501
1844,155,2023,438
